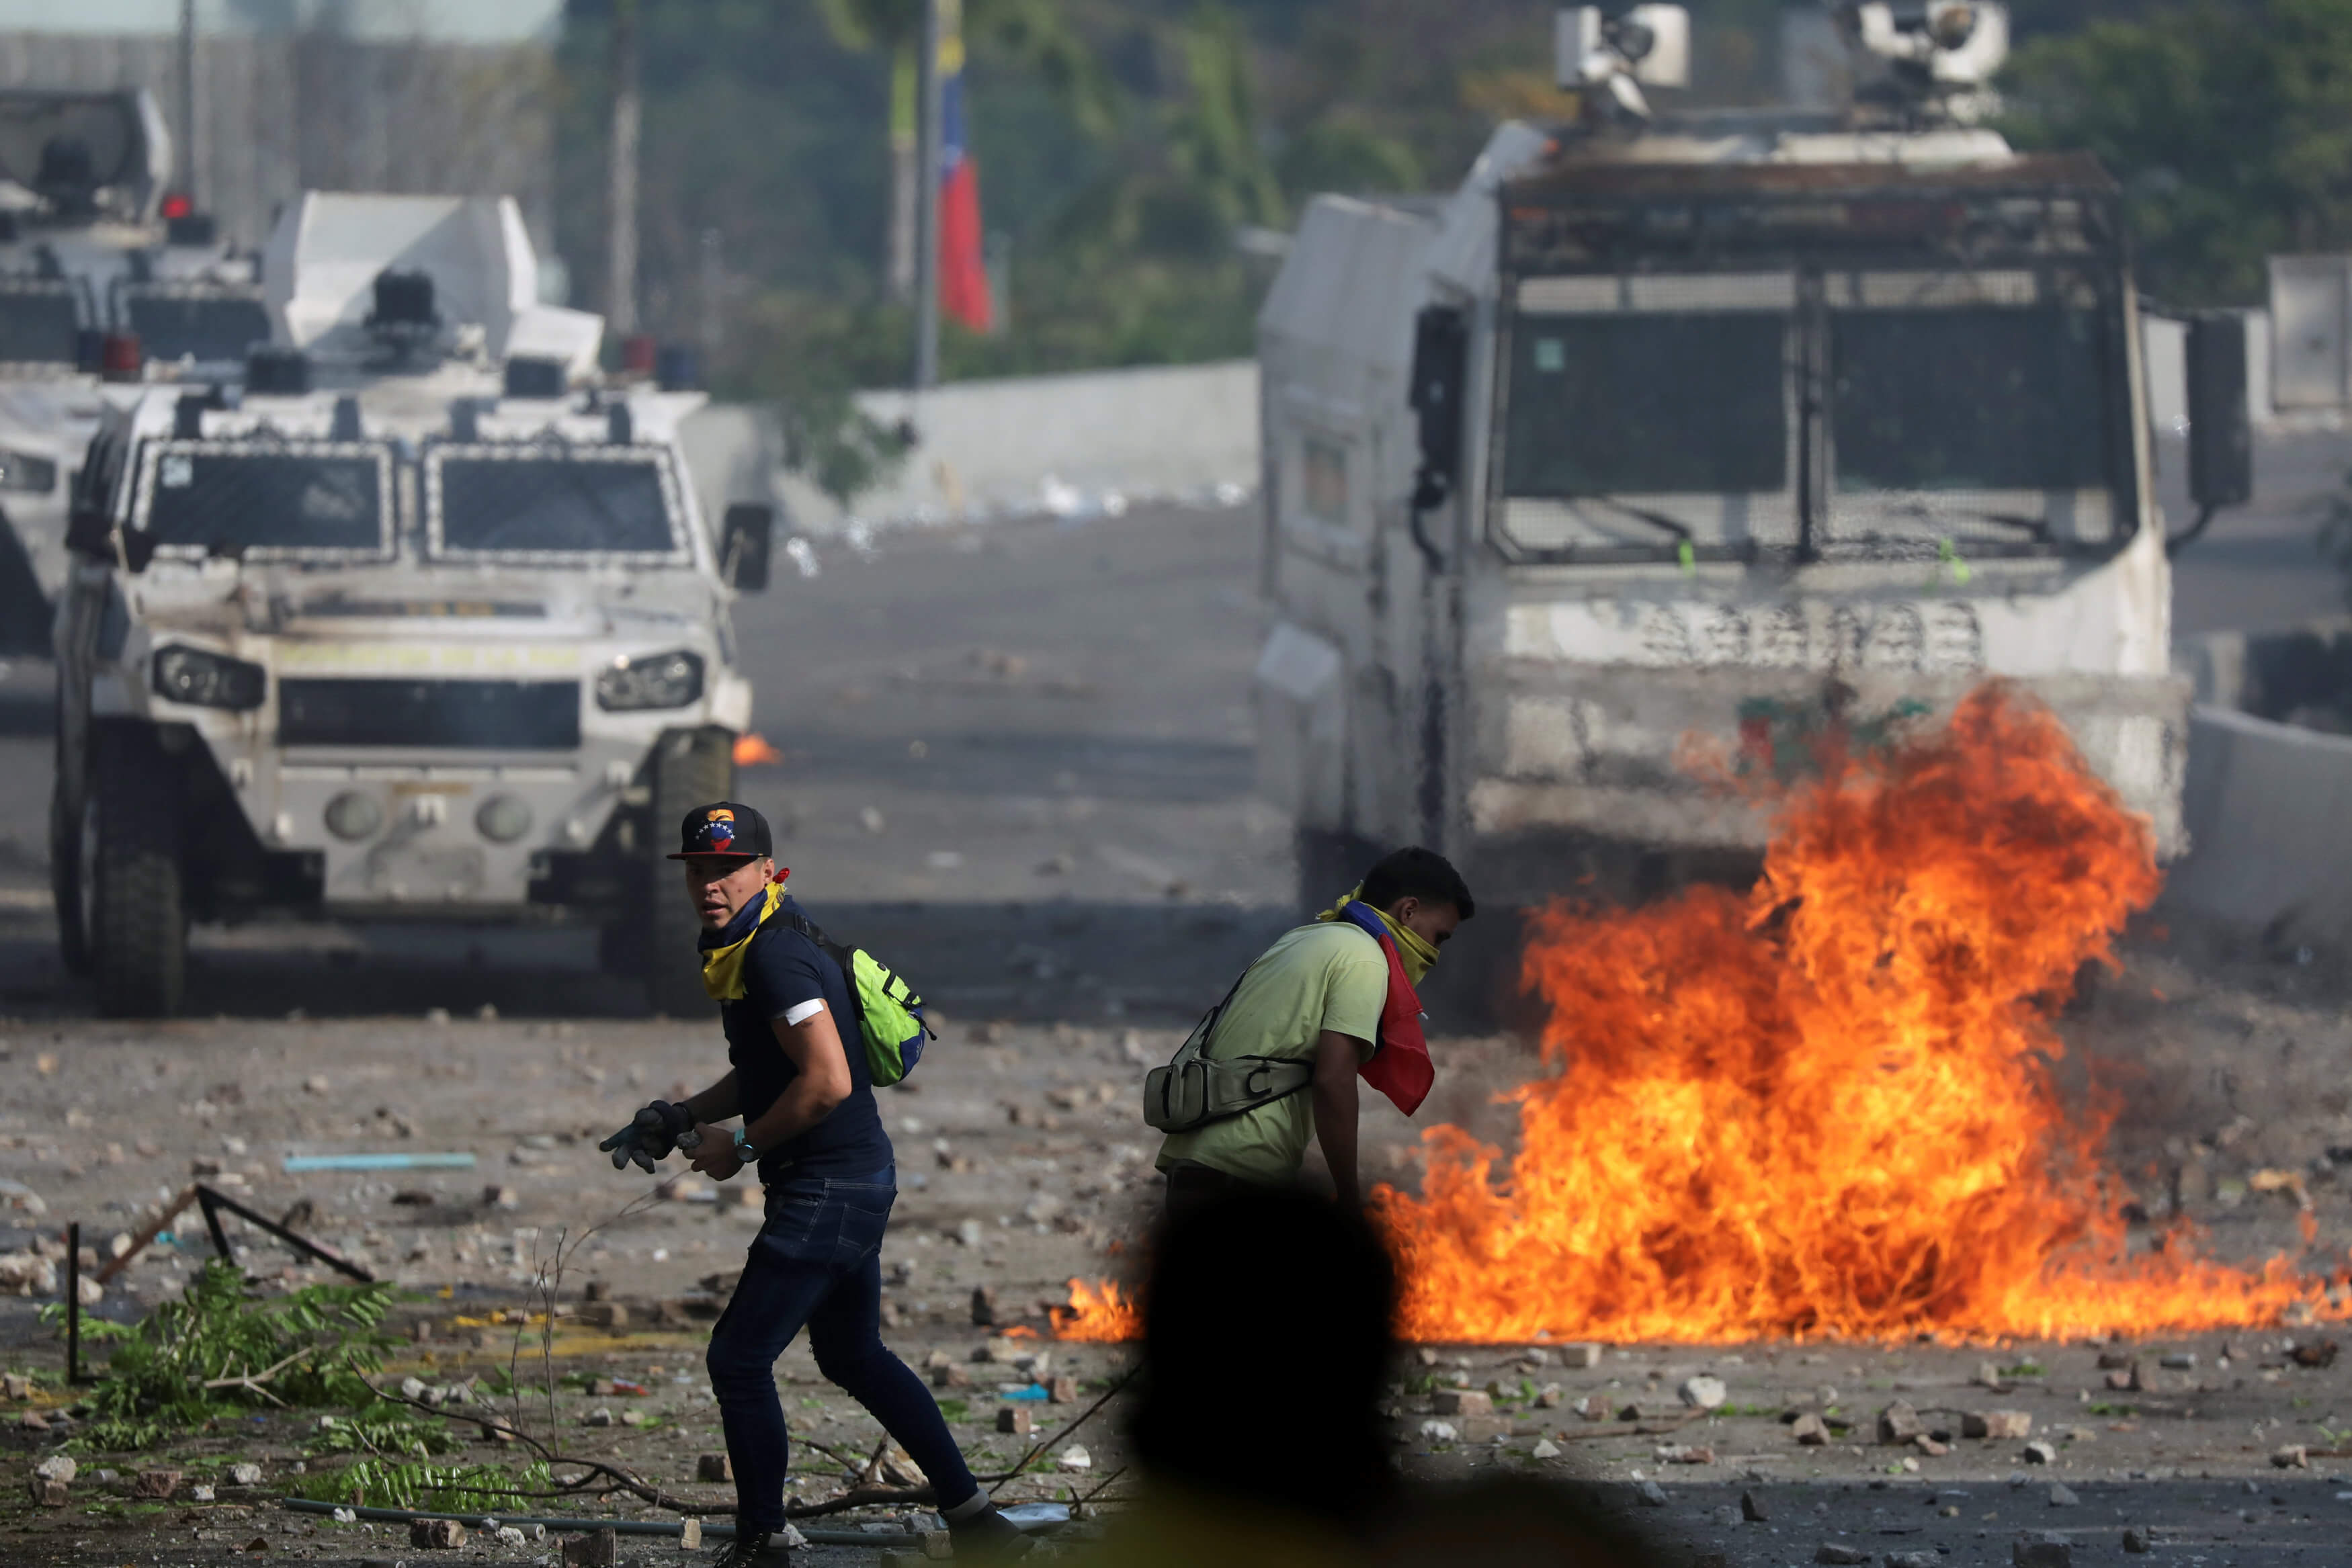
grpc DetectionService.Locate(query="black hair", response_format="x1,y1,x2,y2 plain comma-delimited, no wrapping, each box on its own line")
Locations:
1360,845,1474,920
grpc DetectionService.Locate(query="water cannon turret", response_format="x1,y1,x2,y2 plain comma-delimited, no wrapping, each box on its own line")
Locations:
1556,5,1689,122
1835,0,2009,113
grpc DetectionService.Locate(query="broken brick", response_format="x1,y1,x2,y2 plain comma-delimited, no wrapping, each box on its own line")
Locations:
28,1477,67,1507
997,1408,1032,1436
1433,1389,1492,1417
1048,1376,1079,1404
129,1469,181,1500
697,1453,732,1483
409,1518,467,1549
931,1363,972,1390
1964,1410,2033,1440
1814,1546,1869,1565
1789,1413,1829,1446
1876,1400,1923,1444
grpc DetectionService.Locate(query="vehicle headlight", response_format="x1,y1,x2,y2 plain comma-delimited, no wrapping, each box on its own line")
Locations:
595,649,704,711
475,794,533,843
152,645,266,711
0,448,56,494
324,791,383,841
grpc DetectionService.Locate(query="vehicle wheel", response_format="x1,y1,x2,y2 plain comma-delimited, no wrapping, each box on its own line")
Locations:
49,689,89,977
643,726,736,1016
87,725,186,1018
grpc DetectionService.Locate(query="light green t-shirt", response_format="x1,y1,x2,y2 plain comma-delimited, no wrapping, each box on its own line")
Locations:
1154,922,1388,1186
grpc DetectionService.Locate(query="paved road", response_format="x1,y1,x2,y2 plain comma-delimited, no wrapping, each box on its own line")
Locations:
3,490,2351,1563
2166,428,2351,637
0,500,1296,1022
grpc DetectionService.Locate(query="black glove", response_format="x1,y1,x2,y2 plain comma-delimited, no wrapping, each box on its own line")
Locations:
597,1100,696,1173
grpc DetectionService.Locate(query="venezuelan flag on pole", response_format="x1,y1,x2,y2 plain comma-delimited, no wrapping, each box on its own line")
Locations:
936,0,992,333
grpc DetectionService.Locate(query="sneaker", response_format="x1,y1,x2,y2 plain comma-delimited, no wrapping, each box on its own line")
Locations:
946,1503,1034,1561
708,1528,794,1568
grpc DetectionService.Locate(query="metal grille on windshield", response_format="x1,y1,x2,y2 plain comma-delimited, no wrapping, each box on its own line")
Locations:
0,278,81,364
133,440,394,562
425,445,686,562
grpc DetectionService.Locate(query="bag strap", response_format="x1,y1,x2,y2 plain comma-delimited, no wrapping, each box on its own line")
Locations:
768,906,868,1034
1167,959,1254,1072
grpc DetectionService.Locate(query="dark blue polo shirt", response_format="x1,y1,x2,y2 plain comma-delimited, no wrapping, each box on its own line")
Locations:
700,893,891,1182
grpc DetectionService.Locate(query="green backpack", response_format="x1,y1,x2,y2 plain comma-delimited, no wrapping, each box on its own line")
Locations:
773,908,933,1086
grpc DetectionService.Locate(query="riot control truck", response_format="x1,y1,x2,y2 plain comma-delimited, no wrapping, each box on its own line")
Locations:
0,87,263,651
52,191,774,1016
1253,2,2251,1002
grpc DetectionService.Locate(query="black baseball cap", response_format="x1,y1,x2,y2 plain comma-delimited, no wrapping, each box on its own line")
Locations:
669,801,774,861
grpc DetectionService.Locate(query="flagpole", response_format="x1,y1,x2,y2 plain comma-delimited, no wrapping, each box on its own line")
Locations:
913,0,943,390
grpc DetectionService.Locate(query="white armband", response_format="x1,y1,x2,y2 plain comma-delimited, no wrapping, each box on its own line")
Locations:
782,998,826,1027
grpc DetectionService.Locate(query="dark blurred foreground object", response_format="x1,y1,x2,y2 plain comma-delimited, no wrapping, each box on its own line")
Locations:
1075,1187,1657,1567
1134,1186,1395,1524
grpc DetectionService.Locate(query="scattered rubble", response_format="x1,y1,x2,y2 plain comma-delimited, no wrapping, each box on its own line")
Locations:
1678,1374,1727,1410
410,1518,467,1549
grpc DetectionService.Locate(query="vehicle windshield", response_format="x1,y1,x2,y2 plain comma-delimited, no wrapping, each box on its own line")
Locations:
139,443,388,556
1830,307,2112,495
124,290,271,364
431,451,679,556
1498,269,2128,560
0,284,79,364
1503,311,1788,496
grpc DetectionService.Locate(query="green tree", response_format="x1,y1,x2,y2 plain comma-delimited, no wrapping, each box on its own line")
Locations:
2005,0,2352,303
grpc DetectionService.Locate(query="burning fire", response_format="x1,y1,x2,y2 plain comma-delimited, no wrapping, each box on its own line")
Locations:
1050,1276,1144,1342
733,732,785,767
1381,686,2347,1342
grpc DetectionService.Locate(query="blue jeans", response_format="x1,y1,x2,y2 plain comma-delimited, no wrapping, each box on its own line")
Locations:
704,1169,979,1532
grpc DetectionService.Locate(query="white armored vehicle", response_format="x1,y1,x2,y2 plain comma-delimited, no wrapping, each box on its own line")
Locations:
1254,2,2251,1000
52,191,774,1016
0,87,262,650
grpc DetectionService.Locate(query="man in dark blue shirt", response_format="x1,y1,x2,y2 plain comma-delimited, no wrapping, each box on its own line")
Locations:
606,802,1027,1566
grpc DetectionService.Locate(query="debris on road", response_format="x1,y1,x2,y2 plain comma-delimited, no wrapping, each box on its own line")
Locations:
1679,1374,1727,1410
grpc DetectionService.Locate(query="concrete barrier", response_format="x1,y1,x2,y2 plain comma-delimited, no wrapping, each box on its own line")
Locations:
2166,703,2352,954
774,359,1260,533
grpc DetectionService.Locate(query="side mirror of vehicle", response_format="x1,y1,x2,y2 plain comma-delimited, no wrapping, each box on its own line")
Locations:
1409,304,1468,515
2187,311,2252,511
720,503,773,593
2170,312,2252,556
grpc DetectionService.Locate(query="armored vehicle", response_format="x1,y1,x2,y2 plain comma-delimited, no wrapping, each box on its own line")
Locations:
0,87,261,652
1254,3,2250,1000
52,191,773,1016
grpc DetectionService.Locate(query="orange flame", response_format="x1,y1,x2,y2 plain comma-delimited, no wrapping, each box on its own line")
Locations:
1050,1276,1144,1342
1380,686,2349,1343
733,732,784,767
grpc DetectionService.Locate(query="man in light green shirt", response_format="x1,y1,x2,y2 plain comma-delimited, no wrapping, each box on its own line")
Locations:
1157,846,1473,1211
